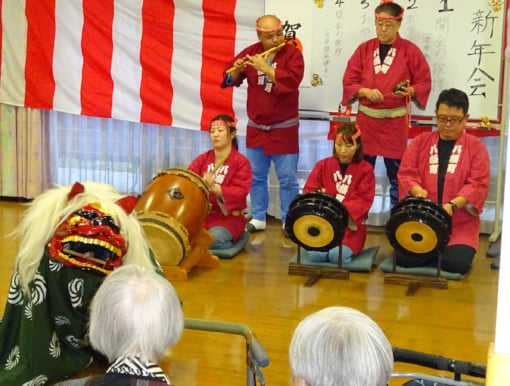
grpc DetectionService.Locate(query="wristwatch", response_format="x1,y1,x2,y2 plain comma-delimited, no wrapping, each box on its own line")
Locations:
448,201,457,212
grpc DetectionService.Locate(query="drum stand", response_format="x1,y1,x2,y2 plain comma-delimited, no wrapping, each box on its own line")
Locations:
384,251,448,296
288,242,349,287
162,229,219,281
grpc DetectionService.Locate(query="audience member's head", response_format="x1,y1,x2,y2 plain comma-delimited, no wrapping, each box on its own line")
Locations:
289,306,394,386
89,265,184,363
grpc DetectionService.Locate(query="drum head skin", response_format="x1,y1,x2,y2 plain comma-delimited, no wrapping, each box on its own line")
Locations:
285,192,349,251
137,211,190,266
386,197,452,259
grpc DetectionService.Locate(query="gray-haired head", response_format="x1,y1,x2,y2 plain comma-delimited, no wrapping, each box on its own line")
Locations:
289,306,394,386
89,265,184,363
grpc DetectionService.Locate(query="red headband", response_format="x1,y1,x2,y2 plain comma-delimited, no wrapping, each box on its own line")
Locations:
376,0,404,20
256,17,283,33
336,124,362,143
211,119,237,129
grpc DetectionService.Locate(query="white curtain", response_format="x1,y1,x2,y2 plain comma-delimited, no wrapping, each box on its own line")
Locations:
47,110,501,235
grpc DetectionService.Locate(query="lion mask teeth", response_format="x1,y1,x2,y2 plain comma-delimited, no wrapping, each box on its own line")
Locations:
47,203,128,275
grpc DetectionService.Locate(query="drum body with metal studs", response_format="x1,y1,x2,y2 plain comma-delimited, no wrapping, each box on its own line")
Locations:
385,197,452,259
135,168,211,266
285,192,349,251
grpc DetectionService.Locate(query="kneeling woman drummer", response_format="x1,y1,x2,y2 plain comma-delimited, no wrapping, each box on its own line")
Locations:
302,122,376,264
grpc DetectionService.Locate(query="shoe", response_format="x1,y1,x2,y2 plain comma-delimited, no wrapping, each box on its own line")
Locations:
245,219,266,233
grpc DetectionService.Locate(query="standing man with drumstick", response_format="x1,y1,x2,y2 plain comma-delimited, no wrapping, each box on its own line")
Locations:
342,1,431,208
222,14,304,236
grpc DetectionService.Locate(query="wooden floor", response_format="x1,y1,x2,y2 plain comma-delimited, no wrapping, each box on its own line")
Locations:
0,200,499,385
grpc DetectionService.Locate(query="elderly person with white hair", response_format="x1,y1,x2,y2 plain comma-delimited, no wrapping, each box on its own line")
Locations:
289,306,394,386
56,265,184,385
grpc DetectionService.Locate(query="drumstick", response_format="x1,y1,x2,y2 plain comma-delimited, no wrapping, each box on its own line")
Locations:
209,150,233,175
211,159,226,175
208,157,229,215
225,42,286,74
63,248,106,266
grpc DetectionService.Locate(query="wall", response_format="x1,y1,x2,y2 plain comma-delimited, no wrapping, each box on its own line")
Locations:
266,0,506,121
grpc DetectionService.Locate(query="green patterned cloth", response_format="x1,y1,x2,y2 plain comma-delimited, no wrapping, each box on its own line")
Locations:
0,251,108,385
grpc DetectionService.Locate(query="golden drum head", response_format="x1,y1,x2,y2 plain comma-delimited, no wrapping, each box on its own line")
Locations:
137,211,190,266
385,197,452,258
285,192,349,251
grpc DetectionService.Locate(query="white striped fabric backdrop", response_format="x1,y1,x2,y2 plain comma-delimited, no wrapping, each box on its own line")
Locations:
0,0,263,132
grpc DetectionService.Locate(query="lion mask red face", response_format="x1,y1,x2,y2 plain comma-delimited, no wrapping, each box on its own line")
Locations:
47,183,137,275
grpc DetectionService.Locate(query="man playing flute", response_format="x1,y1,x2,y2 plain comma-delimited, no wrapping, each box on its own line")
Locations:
222,14,305,236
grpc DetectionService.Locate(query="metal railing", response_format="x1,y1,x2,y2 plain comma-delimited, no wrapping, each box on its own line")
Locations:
184,318,270,386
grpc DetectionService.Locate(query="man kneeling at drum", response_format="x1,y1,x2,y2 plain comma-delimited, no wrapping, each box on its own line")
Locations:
396,88,490,274
189,114,252,250
302,122,375,264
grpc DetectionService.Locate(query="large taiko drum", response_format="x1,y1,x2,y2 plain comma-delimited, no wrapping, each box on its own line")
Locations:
285,192,349,251
136,168,210,266
385,197,452,259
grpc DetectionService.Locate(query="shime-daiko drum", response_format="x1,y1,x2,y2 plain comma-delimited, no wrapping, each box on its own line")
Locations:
385,197,452,259
285,192,349,251
136,168,216,276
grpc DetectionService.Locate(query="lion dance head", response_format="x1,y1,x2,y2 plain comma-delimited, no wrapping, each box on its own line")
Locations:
15,181,156,293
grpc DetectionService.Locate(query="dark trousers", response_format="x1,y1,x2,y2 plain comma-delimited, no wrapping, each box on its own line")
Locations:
364,155,400,207
396,244,476,275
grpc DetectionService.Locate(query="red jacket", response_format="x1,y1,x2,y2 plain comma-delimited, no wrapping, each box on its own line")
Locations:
303,157,375,255
398,131,490,250
189,149,252,241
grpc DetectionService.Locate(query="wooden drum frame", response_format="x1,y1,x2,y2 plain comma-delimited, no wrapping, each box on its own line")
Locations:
136,168,218,280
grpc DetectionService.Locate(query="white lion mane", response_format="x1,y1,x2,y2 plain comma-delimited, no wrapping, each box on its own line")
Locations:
13,182,154,293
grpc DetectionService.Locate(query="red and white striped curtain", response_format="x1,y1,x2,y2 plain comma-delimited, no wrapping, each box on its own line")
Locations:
0,1,500,233
0,0,264,199
0,0,261,132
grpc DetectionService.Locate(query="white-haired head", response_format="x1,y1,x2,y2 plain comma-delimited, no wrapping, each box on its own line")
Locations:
289,306,394,386
89,264,184,362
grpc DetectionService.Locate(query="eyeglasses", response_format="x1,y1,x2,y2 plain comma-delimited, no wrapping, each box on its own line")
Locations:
375,21,399,29
436,115,466,125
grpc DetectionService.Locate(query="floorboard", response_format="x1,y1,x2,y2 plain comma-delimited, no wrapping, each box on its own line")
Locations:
0,201,498,385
